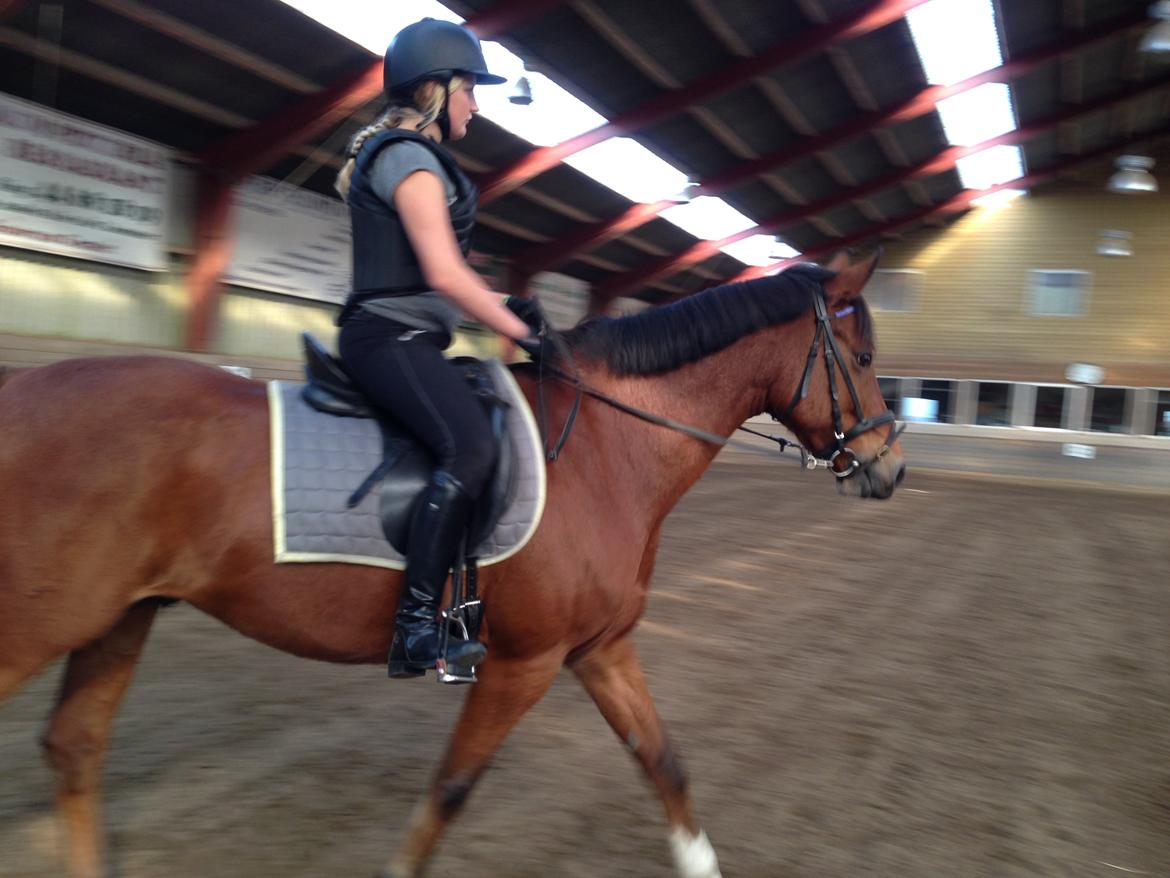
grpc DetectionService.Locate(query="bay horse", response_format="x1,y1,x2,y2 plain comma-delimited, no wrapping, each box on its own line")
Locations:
0,250,904,878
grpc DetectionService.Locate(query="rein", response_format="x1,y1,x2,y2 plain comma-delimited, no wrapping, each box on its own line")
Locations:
525,291,903,477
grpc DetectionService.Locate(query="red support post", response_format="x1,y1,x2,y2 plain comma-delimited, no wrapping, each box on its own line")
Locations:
184,170,235,352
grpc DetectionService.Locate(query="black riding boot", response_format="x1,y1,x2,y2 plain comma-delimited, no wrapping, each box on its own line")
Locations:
388,471,487,678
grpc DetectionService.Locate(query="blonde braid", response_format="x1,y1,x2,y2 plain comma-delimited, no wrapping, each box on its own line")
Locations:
335,76,467,202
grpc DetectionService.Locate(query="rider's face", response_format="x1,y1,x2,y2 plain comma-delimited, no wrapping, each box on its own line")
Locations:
446,81,478,140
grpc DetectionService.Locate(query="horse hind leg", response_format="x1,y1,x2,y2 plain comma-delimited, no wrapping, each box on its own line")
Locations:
571,636,722,878
380,651,563,878
41,599,162,878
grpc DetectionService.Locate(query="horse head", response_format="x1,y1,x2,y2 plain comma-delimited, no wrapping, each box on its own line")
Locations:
765,249,906,499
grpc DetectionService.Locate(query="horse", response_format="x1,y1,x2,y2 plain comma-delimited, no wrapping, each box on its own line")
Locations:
0,249,904,878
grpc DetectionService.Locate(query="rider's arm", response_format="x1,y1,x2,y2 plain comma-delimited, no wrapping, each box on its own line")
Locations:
394,169,531,341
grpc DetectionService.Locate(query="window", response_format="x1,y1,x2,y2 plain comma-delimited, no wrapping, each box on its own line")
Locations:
975,382,1011,426
919,379,957,424
1033,386,1067,429
1090,387,1129,433
878,377,901,415
1028,270,1089,316
1154,390,1170,437
866,270,920,313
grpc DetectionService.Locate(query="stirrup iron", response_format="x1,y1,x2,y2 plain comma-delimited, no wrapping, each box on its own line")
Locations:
437,601,482,684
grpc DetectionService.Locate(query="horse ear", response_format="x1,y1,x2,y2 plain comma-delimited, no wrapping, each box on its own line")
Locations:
824,247,882,304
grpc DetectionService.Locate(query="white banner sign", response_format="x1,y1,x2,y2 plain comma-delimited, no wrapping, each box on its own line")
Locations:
225,176,351,305
0,92,170,271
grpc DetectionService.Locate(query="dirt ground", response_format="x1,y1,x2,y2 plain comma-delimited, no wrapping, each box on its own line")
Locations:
2,458,1169,878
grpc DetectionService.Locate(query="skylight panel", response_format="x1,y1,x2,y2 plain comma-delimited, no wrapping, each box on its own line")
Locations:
477,44,606,146
971,189,1026,207
279,0,459,54
660,197,757,242
906,0,1003,85
562,138,689,203
720,235,799,267
936,83,1017,147
955,145,1025,190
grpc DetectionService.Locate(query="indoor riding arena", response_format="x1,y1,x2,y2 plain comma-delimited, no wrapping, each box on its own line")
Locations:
2,1,1170,877
2,445,1169,877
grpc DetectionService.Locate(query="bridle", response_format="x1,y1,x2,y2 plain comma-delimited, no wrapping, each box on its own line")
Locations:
526,289,904,480
764,290,904,479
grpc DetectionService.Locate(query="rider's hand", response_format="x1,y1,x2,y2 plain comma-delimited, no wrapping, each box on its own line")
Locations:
504,296,543,336
515,331,551,367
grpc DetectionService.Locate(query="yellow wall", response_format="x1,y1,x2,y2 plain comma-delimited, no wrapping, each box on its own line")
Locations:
0,245,513,372
216,285,337,361
0,246,185,346
873,181,1170,385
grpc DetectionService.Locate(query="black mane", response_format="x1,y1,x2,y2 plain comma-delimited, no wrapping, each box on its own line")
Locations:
560,264,845,376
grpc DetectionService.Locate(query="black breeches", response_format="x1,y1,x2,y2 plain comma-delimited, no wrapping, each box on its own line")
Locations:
338,314,497,499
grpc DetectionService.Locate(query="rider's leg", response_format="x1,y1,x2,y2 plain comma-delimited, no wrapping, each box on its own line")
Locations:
338,315,497,676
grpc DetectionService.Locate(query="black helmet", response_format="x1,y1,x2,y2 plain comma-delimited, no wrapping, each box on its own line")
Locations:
383,18,506,96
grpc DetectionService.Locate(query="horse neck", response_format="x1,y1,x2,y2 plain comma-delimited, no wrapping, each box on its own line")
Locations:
582,327,795,520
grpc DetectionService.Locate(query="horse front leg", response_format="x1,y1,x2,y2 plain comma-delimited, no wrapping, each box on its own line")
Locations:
380,650,563,878
571,636,722,878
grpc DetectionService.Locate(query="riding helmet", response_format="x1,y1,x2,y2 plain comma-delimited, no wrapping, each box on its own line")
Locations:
383,18,506,96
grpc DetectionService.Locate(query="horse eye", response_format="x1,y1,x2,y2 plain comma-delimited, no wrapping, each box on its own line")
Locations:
856,352,873,368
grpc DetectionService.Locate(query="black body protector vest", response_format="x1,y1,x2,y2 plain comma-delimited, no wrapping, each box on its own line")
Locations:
341,128,477,320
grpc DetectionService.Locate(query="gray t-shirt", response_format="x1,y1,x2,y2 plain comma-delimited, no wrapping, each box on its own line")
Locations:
358,140,461,339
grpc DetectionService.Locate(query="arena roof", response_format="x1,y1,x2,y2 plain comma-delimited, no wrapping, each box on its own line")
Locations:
1,0,1167,307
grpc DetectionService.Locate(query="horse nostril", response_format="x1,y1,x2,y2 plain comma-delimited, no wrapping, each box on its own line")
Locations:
895,464,906,487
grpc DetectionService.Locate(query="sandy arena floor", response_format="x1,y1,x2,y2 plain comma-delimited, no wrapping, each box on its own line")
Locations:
2,458,1169,878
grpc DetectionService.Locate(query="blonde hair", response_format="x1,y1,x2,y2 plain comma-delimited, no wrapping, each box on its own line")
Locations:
335,76,467,201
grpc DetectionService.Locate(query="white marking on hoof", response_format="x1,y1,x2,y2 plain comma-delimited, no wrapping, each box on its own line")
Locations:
670,827,722,878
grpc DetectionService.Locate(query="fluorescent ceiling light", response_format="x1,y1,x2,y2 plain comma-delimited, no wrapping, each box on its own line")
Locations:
906,0,1003,85
661,197,758,241
562,138,688,203
936,83,1016,146
956,145,1025,190
720,235,799,266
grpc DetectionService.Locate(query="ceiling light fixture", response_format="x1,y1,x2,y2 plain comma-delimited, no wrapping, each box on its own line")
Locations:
508,75,533,106
1096,229,1133,257
1107,155,1158,193
1141,0,1170,53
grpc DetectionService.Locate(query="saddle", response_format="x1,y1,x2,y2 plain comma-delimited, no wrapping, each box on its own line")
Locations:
299,332,515,556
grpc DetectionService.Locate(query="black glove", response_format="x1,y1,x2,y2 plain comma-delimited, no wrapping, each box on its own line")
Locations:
504,296,544,336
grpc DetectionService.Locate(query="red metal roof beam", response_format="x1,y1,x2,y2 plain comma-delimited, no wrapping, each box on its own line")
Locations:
596,74,1170,300
726,126,1170,284
519,9,1148,274
196,0,562,179
479,0,933,205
